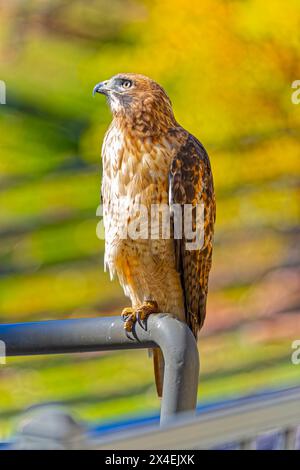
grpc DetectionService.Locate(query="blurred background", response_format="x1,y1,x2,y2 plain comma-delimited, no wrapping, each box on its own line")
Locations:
0,0,299,440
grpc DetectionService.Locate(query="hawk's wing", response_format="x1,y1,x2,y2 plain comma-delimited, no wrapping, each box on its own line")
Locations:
169,132,216,337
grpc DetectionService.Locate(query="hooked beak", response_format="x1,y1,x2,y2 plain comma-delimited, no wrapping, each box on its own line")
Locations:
93,81,111,96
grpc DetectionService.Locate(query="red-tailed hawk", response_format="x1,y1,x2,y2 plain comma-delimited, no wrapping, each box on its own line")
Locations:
94,73,216,396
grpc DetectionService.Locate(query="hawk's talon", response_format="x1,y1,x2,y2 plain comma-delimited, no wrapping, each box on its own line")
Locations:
121,301,159,333
123,313,136,332
136,311,147,330
121,307,134,323
122,307,139,333
125,329,135,341
136,300,159,320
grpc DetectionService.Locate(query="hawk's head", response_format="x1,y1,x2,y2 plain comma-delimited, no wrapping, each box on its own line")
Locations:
93,73,176,133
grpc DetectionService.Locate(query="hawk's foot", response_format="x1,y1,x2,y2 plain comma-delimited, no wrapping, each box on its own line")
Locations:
121,307,136,333
121,307,134,321
121,301,159,333
136,301,159,324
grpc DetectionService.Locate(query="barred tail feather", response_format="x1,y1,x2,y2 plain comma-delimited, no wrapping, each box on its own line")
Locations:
152,348,165,398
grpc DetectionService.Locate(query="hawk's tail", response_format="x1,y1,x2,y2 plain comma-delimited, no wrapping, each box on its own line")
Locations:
152,348,165,398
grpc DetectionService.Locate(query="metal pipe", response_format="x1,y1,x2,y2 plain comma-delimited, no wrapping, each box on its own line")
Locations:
0,314,199,424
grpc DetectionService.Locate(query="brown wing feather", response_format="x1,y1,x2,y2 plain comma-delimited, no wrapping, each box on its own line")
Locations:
169,132,216,338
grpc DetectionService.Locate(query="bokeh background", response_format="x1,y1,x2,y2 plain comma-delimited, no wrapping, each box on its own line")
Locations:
0,0,300,439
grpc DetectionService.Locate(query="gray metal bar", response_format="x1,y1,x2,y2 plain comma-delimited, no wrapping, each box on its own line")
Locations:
0,313,199,424
92,387,300,450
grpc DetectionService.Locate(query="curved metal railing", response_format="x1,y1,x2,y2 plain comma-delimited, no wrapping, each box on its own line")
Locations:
0,313,199,425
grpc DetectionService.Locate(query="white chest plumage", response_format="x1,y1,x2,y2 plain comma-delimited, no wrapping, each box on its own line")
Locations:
101,124,175,282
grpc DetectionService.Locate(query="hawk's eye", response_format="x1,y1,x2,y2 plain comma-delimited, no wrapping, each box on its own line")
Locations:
121,80,132,89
